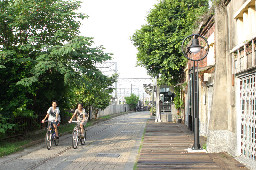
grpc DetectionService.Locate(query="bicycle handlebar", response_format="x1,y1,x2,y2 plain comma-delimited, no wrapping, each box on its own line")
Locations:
69,121,81,123
41,120,57,123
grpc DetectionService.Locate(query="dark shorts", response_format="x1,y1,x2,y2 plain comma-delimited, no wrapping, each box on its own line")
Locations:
49,121,59,127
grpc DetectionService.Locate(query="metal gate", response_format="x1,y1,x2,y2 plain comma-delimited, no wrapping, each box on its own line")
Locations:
239,72,256,160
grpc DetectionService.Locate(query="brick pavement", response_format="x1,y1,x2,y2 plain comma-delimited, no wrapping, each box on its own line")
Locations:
136,120,248,170
0,111,149,170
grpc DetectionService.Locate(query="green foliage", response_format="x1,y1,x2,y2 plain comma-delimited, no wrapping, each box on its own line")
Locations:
0,0,116,135
174,95,183,110
0,140,31,157
0,116,15,134
125,94,139,111
212,0,227,7
68,72,117,111
131,0,209,85
173,87,184,110
202,143,207,150
150,106,156,115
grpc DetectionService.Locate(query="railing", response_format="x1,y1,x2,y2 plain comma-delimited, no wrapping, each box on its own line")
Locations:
1,111,71,140
233,39,256,74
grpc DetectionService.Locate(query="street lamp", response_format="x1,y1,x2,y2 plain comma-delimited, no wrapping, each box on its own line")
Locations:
182,34,209,150
189,37,202,54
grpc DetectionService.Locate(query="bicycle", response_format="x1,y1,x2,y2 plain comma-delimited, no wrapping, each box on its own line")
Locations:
70,121,86,149
43,120,59,150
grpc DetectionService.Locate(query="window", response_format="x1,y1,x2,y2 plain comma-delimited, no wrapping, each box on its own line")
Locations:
234,0,256,44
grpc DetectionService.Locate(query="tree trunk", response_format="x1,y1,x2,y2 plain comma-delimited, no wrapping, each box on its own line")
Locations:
155,85,161,122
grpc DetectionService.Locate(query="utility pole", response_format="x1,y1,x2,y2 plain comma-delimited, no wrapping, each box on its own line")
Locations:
143,93,144,106
114,62,117,104
131,84,133,94
155,83,161,122
151,77,157,118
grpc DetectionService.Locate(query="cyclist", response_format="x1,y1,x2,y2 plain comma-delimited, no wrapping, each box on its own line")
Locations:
42,100,60,139
69,103,88,138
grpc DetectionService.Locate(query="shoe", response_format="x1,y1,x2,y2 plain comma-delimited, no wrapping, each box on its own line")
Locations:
56,136,59,139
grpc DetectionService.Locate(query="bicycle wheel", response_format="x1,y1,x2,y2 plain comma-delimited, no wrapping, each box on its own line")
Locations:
54,135,59,146
80,134,86,145
72,130,78,149
46,131,52,150
80,129,86,145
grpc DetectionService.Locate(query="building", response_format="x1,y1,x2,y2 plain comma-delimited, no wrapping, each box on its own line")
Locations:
184,0,256,166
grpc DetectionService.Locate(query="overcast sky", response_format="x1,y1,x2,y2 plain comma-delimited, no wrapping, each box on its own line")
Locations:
79,0,159,79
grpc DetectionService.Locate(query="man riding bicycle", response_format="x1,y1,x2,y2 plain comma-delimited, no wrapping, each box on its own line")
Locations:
42,100,60,139
69,103,88,138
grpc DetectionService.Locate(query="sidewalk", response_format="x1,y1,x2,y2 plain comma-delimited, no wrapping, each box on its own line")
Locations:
136,119,248,170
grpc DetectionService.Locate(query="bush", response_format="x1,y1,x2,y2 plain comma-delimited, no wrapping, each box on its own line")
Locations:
125,94,139,111
150,106,156,116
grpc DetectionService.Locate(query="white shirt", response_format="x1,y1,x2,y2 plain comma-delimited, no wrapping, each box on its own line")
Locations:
47,107,60,121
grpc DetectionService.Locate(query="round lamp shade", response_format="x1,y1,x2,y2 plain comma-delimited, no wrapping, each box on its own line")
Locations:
190,46,201,54
181,34,209,61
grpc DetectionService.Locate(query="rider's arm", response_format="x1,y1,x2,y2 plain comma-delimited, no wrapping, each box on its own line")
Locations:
43,107,51,122
42,113,49,122
69,110,77,122
55,113,59,122
70,113,75,120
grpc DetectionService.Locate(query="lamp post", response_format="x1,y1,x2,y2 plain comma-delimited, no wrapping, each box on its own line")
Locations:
182,34,209,150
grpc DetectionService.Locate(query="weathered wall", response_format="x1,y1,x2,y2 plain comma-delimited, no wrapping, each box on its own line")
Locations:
209,5,228,131
199,83,214,137
225,0,256,157
98,104,130,117
207,0,246,156
207,4,230,152
226,0,240,156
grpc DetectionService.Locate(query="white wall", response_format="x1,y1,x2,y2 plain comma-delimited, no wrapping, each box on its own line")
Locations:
98,104,130,117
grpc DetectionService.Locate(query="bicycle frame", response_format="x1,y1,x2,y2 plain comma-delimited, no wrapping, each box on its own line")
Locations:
44,120,59,149
70,121,86,148
48,122,56,138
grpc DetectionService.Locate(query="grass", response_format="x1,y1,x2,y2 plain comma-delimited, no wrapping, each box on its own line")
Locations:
98,115,111,120
0,140,32,157
58,122,75,134
0,111,131,157
202,143,207,150
0,123,75,157
133,124,147,170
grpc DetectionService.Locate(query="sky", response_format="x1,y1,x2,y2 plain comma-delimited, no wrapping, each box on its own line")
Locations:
78,0,160,99
79,0,159,79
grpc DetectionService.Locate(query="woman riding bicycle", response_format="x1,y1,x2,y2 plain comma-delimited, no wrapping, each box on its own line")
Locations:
69,103,88,138
42,100,60,139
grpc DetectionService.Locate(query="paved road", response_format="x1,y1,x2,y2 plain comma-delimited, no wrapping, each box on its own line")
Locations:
0,111,150,170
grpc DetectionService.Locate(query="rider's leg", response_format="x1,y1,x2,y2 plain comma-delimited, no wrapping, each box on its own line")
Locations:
80,123,84,136
53,124,59,137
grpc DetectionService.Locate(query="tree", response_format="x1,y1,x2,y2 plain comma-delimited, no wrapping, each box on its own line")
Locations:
69,71,117,111
0,0,115,134
131,0,208,85
125,94,139,111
